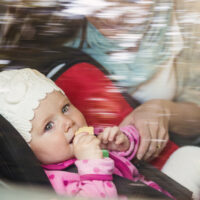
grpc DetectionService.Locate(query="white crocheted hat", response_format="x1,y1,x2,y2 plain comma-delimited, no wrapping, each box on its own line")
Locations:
0,68,64,143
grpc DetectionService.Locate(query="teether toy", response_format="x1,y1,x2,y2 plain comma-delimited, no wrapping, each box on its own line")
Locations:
75,126,94,135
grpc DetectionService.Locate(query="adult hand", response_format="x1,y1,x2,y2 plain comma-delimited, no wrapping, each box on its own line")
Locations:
73,132,103,160
120,99,170,161
97,126,130,152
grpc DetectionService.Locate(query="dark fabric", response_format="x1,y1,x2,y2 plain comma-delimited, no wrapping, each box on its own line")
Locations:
113,174,171,199
134,159,192,200
0,115,51,187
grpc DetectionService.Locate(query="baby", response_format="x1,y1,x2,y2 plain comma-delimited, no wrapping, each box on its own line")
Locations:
0,68,141,198
30,85,131,164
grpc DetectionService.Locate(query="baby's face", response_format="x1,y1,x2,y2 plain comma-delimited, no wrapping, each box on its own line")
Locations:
30,91,87,164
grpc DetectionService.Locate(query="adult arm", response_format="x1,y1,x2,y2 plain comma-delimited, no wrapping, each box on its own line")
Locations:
166,100,200,136
119,99,200,161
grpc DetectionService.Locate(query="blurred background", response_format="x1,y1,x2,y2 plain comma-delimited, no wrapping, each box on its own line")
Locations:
0,0,199,143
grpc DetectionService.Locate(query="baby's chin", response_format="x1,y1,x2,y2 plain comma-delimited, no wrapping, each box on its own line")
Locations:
68,143,75,159
38,148,75,165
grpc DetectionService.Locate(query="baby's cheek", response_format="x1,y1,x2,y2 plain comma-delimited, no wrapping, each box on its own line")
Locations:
78,111,87,125
80,121,87,127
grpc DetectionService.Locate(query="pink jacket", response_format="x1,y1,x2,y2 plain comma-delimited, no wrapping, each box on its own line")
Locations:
42,125,169,199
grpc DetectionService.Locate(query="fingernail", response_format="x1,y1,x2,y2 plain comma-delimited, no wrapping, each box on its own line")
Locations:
80,132,88,136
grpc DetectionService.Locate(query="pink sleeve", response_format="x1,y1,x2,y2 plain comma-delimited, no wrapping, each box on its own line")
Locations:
112,125,140,161
45,158,118,199
74,158,118,198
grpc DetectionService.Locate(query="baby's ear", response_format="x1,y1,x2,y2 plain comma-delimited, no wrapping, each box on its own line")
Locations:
0,114,51,186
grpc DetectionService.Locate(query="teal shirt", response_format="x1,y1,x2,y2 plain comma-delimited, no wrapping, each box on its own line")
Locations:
64,0,200,106
65,0,173,93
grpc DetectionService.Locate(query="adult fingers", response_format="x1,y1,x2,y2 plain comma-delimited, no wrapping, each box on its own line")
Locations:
143,121,159,160
155,118,169,154
155,112,170,156
148,124,169,161
161,117,170,149
136,123,151,160
157,126,169,154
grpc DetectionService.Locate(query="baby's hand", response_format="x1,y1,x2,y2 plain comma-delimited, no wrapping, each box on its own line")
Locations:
97,126,130,152
73,132,103,160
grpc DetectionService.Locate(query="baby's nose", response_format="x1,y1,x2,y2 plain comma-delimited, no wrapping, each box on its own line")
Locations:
63,117,74,131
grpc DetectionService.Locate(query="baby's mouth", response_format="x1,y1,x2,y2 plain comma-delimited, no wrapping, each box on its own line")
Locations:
69,135,75,144
65,127,77,144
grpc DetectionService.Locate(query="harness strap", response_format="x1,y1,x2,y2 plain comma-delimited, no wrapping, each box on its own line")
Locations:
66,164,170,199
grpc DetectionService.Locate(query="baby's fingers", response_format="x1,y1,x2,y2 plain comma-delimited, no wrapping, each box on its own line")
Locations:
73,132,88,145
100,127,111,144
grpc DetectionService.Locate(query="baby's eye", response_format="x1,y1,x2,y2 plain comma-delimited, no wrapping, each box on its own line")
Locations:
44,122,54,131
62,104,70,113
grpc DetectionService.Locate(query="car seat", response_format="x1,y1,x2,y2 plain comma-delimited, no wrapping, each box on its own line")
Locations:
0,47,192,199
